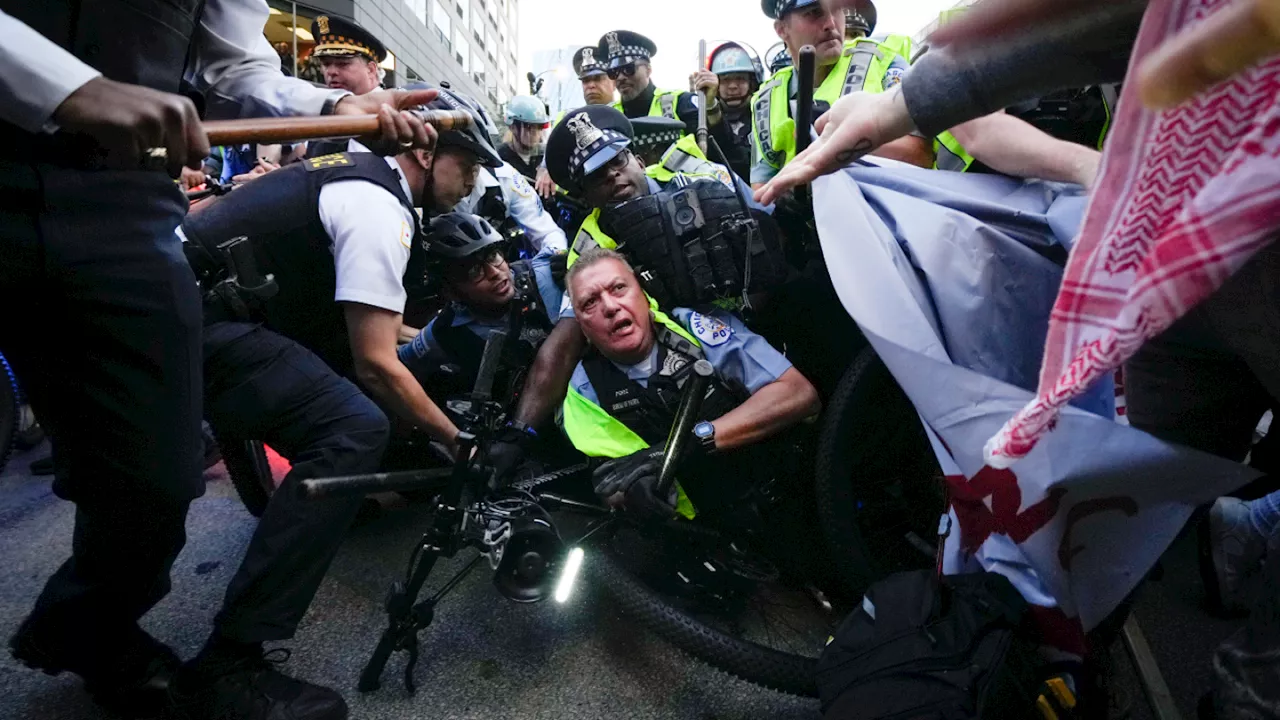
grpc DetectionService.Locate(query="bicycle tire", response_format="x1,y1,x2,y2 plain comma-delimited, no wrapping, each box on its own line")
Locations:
222,439,275,517
589,543,819,697
814,346,945,596
0,353,16,474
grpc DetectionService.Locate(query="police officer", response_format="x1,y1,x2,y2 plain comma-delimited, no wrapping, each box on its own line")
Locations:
751,0,929,186
0,3,436,719
534,45,615,207
707,42,766,181
454,96,568,320
562,248,820,519
170,90,498,720
306,15,388,157
500,95,549,182
399,213,553,457
598,29,721,137
487,105,773,478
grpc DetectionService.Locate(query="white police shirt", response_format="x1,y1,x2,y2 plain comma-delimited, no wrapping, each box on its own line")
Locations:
569,308,793,407
455,162,568,256
320,156,418,313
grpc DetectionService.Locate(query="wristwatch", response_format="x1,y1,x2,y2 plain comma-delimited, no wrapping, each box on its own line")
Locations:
692,421,717,454
507,419,538,438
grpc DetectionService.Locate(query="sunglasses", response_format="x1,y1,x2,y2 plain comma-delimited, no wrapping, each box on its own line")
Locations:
453,246,506,283
607,62,646,80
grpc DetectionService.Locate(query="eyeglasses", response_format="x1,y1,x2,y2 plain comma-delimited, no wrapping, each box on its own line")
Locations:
607,62,646,80
455,246,506,282
585,149,633,183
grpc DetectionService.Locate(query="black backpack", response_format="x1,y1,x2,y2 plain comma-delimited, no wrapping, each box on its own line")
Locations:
817,570,1041,720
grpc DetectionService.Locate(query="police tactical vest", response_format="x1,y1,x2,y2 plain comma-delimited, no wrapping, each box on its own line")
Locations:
579,324,744,446
752,36,911,170
568,155,733,266
1,0,205,163
182,152,428,377
430,261,551,405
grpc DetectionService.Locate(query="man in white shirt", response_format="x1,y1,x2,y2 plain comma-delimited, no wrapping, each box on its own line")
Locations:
0,2,438,720
174,88,502,720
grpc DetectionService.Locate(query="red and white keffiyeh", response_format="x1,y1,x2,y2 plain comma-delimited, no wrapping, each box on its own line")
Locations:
986,0,1280,467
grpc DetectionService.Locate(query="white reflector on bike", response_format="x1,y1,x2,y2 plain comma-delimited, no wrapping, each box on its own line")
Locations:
554,547,585,604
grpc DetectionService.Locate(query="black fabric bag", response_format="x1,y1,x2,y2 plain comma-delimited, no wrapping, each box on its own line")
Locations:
817,570,1041,720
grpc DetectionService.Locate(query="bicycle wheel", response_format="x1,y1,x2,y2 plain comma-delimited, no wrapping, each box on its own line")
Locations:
0,353,16,474
221,439,277,517
814,346,945,596
589,516,843,697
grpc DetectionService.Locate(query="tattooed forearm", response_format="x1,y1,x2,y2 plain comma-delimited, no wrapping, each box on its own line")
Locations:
834,138,874,165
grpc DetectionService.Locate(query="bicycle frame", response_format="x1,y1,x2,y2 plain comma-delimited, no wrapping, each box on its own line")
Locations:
300,340,718,694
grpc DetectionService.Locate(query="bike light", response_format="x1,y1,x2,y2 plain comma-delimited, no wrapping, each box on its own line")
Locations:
554,547,585,603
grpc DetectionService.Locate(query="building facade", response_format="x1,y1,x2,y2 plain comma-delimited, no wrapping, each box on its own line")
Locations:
264,0,521,120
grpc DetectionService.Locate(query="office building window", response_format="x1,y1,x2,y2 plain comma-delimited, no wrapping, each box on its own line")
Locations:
470,6,484,43
498,19,507,45
457,0,468,22
407,0,426,24
431,0,451,46
484,0,498,23
455,30,470,70
486,30,497,61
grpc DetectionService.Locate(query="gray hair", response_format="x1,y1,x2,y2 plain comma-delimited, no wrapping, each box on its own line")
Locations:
564,247,635,306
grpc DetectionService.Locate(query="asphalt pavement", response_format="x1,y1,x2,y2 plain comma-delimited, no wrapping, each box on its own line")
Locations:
0,438,1245,720
0,441,818,720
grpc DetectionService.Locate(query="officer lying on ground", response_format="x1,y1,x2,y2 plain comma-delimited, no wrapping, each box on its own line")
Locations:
172,90,500,719
487,105,786,479
399,213,553,426
562,248,820,518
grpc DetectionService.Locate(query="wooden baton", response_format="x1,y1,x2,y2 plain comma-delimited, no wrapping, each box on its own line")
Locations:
201,109,474,146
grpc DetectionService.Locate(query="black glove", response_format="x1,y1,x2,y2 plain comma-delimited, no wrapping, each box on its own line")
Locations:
487,426,534,489
592,446,677,520
548,252,568,287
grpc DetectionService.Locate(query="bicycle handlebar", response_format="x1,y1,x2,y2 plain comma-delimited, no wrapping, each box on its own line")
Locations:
298,466,456,500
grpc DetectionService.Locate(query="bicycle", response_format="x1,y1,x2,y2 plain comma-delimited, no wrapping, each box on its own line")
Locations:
299,327,910,697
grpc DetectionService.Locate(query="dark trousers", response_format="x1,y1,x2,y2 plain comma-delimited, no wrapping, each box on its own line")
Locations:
0,163,203,638
203,321,389,643
1121,245,1280,717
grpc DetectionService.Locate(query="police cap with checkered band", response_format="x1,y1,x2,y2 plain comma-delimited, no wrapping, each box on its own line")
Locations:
545,105,634,196
596,30,658,70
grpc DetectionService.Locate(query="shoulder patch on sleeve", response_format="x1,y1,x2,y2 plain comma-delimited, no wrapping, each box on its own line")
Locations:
688,312,732,347
398,219,412,249
883,67,905,90
509,173,535,199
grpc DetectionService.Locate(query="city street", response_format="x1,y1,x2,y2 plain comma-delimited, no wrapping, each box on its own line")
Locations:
0,439,1241,720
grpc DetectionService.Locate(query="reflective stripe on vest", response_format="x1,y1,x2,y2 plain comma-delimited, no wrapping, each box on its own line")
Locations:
752,37,905,170
561,308,700,519
613,88,685,121
933,130,976,172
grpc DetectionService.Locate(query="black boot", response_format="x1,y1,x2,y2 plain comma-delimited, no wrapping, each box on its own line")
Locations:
169,638,347,720
9,613,180,717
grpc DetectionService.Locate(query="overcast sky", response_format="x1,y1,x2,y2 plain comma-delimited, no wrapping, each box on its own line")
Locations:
517,0,962,90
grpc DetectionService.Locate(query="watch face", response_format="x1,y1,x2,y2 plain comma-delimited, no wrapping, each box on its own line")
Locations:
694,422,714,439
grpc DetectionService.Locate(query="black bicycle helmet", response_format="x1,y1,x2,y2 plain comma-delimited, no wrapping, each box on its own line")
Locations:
426,212,504,260
404,82,503,168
